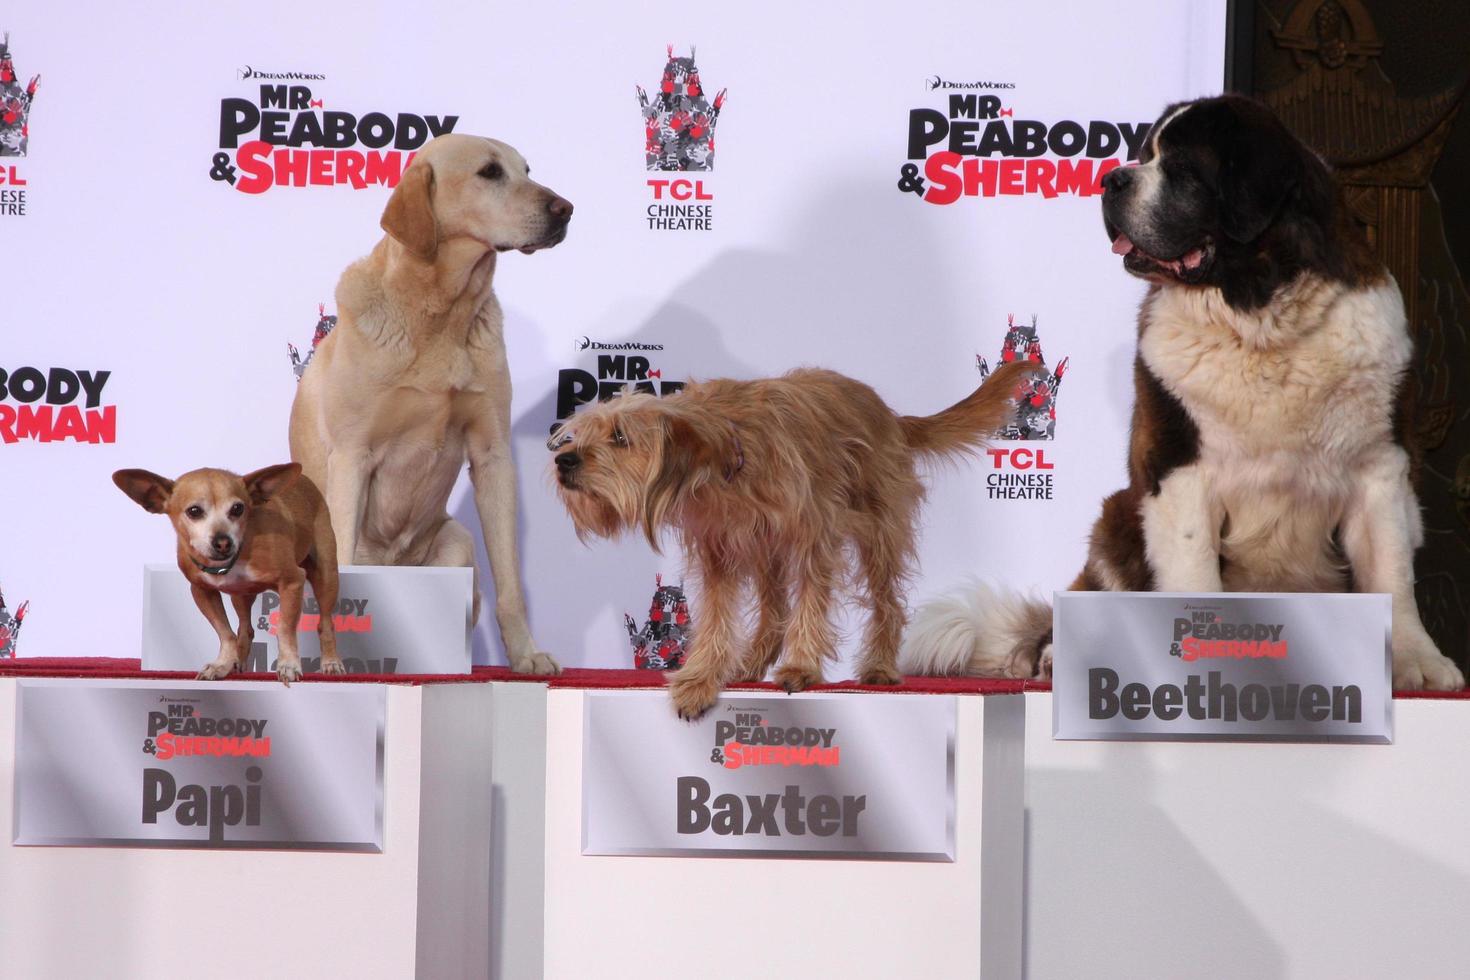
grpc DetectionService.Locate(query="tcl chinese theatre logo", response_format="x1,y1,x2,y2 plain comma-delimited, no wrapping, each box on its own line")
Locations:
211,68,459,194
975,315,1067,501
637,45,726,231
898,85,1150,205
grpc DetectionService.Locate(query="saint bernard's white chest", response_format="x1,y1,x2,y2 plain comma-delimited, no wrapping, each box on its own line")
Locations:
1138,277,1410,590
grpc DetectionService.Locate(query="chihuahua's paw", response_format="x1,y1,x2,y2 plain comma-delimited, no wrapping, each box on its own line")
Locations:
318,658,347,677
197,661,237,681
276,661,303,686
510,651,562,676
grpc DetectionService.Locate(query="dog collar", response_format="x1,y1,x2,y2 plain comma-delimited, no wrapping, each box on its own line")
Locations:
190,551,241,576
724,432,744,482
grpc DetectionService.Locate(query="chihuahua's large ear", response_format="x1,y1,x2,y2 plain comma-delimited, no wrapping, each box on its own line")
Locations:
380,159,438,260
243,463,301,505
640,413,736,551
113,469,174,514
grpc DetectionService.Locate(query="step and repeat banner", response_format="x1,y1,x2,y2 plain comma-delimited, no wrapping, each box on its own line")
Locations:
0,2,1225,669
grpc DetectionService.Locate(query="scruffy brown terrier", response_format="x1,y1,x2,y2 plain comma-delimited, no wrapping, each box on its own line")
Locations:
549,360,1040,719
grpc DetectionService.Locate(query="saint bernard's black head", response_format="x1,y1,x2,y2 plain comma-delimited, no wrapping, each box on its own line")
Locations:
1101,95,1373,311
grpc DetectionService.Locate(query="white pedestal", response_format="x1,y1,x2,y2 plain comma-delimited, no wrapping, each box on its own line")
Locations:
1024,690,1470,980
0,677,496,980
532,688,1026,979
0,678,1026,979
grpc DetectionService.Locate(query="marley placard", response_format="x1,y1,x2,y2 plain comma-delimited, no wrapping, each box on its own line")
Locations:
140,564,472,675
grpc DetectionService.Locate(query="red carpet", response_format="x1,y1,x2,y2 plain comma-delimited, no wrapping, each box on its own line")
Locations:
0,656,1040,695
2,656,1466,698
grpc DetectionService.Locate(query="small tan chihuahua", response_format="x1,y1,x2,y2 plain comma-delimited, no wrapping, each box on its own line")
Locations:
113,463,345,684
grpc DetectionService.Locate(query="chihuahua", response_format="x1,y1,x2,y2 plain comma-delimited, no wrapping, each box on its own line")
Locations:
113,463,345,684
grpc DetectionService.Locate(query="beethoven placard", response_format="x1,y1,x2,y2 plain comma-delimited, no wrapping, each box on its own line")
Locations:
1053,593,1392,743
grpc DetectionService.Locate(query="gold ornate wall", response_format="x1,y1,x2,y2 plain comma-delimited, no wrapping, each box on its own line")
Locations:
1253,0,1470,669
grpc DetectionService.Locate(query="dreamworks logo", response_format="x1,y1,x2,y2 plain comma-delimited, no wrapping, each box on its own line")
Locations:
574,336,665,352
925,75,1016,90
237,65,326,81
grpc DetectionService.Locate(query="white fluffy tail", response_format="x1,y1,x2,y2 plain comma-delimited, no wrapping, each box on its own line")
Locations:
900,582,1053,679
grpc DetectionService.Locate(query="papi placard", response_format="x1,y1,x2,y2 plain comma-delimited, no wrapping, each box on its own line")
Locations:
581,691,955,860
14,680,385,849
140,564,472,675
1053,592,1392,743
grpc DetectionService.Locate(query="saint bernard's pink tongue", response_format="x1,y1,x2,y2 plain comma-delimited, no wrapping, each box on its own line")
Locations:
1181,248,1204,270
1111,234,1134,256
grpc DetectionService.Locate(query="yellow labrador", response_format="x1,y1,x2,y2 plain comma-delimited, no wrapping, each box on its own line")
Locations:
289,134,570,674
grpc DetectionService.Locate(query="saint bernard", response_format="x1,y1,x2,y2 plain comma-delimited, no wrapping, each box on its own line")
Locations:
902,95,1465,691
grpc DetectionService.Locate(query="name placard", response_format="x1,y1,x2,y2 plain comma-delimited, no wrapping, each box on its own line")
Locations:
14,679,384,849
1053,592,1392,743
581,691,955,860
140,564,472,675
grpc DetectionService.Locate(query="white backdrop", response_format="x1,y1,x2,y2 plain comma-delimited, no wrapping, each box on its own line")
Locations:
0,1,1224,669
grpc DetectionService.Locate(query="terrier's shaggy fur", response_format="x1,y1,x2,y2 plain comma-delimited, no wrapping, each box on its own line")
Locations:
550,360,1039,719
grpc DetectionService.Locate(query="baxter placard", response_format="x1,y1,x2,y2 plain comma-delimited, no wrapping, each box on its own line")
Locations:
581,691,955,860
14,680,385,849
1053,592,1392,743
140,564,473,675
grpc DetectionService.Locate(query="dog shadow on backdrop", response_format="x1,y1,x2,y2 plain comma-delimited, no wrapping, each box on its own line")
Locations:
451,176,986,668
453,295,745,668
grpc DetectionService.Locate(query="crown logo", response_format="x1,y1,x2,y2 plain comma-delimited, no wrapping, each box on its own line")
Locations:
287,303,338,381
625,574,692,670
976,314,1070,440
0,583,28,659
0,33,40,157
636,45,726,172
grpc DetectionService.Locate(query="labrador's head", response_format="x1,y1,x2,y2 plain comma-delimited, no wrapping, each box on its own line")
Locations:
380,134,573,261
